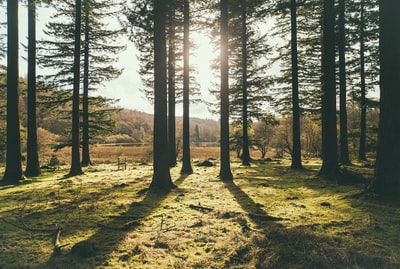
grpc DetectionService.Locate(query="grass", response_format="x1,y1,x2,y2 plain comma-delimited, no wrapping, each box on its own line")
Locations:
0,158,399,268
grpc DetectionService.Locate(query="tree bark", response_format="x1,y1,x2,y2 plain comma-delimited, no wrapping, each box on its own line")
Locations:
3,0,23,184
151,0,174,190
219,0,233,181
168,8,177,167
371,0,400,196
25,0,41,177
358,0,367,161
338,0,351,165
241,2,251,167
319,0,340,180
181,0,193,175
69,0,83,176
81,0,92,167
290,0,303,170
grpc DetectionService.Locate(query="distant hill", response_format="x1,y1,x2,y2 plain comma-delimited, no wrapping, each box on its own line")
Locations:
112,108,219,144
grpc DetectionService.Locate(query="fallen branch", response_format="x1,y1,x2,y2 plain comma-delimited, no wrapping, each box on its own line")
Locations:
188,204,213,212
53,224,69,255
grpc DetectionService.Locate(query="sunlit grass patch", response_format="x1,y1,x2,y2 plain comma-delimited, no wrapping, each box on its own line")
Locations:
0,159,399,268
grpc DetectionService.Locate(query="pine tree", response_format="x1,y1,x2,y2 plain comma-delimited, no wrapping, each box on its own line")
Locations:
289,0,303,170
180,0,193,175
69,0,83,176
219,0,233,181
37,0,125,164
338,0,351,165
319,0,340,180
25,0,41,177
3,0,24,184
371,0,400,196
151,0,175,190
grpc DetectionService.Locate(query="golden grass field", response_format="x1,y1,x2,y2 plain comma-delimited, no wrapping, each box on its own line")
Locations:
37,146,264,167
0,158,399,268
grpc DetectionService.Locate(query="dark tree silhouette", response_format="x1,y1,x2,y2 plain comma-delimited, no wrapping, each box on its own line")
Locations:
219,0,233,181
151,0,175,190
25,0,41,177
180,0,193,175
81,0,92,167
168,8,177,167
240,1,250,167
319,0,340,180
290,0,303,170
68,0,83,176
338,0,351,165
3,0,23,184
358,0,367,161
370,0,400,196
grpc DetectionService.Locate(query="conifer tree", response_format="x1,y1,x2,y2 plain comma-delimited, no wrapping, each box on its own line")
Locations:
180,0,193,174
319,0,340,180
151,0,175,190
69,0,83,176
25,0,41,177
37,0,125,165
371,0,400,196
219,0,233,180
3,0,24,184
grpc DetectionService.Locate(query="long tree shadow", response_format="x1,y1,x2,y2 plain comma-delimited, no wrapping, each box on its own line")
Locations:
222,179,284,227
45,174,189,269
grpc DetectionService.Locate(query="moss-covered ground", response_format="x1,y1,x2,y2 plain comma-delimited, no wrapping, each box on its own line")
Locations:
0,159,399,268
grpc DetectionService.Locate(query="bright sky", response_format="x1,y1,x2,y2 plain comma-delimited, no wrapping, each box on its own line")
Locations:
0,4,219,120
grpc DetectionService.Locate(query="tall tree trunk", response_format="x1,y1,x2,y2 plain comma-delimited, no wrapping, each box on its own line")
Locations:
319,0,340,180
358,0,367,161
241,2,250,167
290,0,303,170
81,0,92,167
69,0,83,176
181,0,193,175
168,9,177,168
338,0,351,165
151,0,174,190
219,0,233,181
25,0,41,177
3,0,23,183
370,0,400,196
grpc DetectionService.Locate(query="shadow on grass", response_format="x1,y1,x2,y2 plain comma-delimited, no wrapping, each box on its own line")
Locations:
45,188,170,268
43,173,189,269
222,179,284,224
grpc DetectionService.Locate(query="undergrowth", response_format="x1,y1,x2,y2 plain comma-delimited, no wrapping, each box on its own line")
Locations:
0,159,399,268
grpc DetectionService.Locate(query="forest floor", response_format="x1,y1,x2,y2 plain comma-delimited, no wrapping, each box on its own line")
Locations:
0,159,399,269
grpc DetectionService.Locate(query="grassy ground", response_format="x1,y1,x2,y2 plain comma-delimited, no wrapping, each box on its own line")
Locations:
0,159,399,269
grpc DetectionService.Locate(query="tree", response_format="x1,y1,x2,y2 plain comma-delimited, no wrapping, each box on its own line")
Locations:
151,0,175,190
68,0,83,176
81,0,92,166
2,0,24,184
370,0,400,196
25,0,41,177
240,1,250,166
337,0,350,165
38,0,124,162
346,0,379,161
319,0,340,180
180,0,193,175
289,0,303,170
253,119,276,159
168,7,177,167
219,0,233,181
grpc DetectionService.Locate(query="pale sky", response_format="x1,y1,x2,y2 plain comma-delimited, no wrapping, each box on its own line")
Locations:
0,3,219,120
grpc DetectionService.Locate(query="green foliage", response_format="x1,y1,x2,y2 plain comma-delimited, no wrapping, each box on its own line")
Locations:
270,0,323,115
